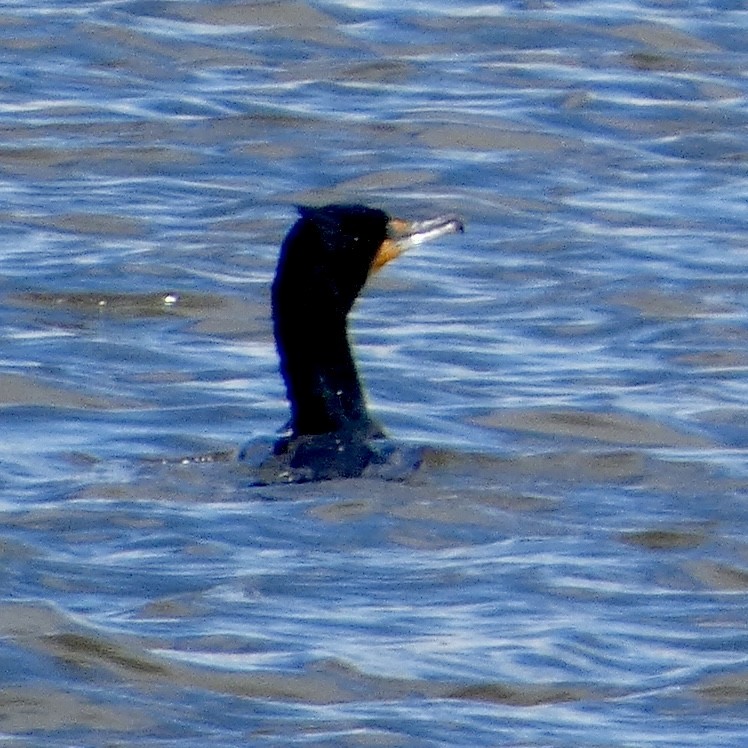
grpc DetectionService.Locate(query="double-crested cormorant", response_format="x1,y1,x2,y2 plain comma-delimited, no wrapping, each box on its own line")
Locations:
250,204,463,483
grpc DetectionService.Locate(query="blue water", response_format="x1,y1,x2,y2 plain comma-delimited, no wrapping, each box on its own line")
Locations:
1,1,747,745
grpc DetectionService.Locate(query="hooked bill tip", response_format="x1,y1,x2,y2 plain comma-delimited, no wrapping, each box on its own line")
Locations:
388,213,465,248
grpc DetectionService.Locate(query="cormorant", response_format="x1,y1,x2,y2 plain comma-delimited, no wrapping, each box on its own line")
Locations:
249,204,463,483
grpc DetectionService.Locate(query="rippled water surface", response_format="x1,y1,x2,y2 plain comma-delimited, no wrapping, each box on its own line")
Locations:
1,1,747,745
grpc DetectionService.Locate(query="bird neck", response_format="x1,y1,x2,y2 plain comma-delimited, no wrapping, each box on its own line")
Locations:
275,311,375,437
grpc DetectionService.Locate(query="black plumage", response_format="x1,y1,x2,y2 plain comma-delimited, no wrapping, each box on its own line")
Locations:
257,203,463,483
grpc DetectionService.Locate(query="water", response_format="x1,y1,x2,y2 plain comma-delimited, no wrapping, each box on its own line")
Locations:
1,0,746,745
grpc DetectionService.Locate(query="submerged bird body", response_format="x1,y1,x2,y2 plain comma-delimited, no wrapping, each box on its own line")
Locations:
251,203,463,483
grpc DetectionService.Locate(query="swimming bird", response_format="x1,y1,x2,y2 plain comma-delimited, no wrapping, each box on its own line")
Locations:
251,204,463,483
